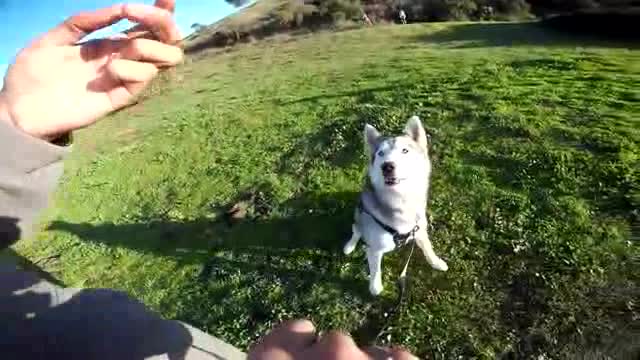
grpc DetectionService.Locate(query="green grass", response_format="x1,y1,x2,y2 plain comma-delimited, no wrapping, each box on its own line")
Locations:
12,22,640,358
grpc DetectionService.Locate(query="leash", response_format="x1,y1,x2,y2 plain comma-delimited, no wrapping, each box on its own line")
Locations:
357,199,421,343
373,239,416,343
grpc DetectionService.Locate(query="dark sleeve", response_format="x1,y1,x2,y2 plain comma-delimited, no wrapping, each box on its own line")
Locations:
0,119,69,247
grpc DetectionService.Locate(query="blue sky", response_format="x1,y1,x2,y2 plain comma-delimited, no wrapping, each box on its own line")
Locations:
0,0,241,87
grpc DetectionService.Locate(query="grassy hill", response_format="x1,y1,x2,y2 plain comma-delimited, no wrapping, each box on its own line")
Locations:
11,22,639,358
184,0,285,51
183,0,640,53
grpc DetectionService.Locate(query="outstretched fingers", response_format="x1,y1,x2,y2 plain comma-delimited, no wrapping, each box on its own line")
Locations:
35,3,180,47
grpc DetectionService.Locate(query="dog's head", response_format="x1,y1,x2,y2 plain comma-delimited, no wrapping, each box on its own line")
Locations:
364,116,430,192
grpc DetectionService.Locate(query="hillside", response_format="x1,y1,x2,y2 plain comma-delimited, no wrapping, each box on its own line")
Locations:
13,21,640,358
183,0,639,53
185,0,286,51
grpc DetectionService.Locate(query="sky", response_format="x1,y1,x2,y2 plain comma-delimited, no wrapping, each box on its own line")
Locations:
0,0,241,87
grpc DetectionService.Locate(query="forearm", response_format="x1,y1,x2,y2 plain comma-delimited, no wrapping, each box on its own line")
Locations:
0,117,69,246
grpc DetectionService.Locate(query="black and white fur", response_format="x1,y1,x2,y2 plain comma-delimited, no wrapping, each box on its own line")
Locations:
344,116,448,296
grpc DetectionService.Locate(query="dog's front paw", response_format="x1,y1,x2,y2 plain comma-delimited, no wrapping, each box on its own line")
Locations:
431,257,449,272
369,279,384,296
343,242,356,255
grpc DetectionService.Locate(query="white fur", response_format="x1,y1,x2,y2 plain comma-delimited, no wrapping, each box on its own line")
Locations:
345,116,448,296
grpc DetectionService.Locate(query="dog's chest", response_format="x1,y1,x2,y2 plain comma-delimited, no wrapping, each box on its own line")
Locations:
360,211,426,251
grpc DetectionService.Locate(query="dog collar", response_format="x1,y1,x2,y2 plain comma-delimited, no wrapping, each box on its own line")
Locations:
358,201,420,249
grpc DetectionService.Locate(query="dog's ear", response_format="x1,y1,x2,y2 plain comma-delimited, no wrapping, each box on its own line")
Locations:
404,116,428,151
364,124,381,154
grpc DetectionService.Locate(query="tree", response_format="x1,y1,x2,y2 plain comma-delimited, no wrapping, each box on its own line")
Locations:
277,0,318,27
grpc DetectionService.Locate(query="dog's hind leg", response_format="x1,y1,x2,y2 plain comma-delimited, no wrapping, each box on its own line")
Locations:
366,248,384,296
343,224,361,255
416,230,448,271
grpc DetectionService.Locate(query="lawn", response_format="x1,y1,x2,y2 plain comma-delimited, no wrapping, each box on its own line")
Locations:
11,22,639,358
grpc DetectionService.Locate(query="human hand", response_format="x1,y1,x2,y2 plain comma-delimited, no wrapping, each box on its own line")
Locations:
0,0,183,140
248,320,419,360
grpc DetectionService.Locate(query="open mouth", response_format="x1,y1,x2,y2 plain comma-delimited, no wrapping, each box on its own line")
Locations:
384,177,404,186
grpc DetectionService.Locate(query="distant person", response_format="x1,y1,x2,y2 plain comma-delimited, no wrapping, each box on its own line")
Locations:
0,1,417,359
481,5,494,20
399,9,407,24
362,12,373,26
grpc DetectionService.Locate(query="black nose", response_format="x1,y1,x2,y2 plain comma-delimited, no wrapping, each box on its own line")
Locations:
381,162,395,176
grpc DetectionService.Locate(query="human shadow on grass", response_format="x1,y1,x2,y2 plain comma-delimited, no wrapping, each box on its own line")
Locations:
0,268,198,359
47,189,370,293
0,216,21,250
1,217,199,359
1,216,65,287
48,190,358,252
414,22,637,49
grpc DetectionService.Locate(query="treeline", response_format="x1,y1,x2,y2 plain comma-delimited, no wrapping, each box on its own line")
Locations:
184,0,637,52
268,0,532,25
528,0,639,15
313,0,533,22
226,0,639,25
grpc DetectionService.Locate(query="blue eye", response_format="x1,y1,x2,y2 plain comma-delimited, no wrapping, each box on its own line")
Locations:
377,150,384,157
402,148,409,154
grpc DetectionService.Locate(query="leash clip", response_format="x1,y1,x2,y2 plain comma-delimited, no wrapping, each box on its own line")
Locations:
410,224,419,238
393,224,420,249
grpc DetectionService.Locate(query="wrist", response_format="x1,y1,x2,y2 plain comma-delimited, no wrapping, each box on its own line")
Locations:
0,91,13,126
0,91,71,145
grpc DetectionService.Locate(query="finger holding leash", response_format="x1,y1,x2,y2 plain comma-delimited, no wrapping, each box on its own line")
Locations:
248,319,318,360
248,319,419,360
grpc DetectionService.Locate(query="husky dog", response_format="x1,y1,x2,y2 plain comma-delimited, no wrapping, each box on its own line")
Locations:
343,116,448,296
